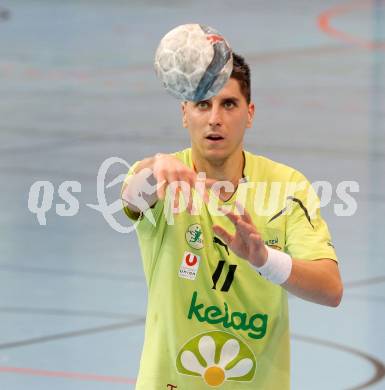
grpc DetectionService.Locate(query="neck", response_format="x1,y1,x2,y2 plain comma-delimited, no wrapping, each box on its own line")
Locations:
192,149,245,200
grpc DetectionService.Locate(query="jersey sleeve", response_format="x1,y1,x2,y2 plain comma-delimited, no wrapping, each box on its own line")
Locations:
285,171,338,262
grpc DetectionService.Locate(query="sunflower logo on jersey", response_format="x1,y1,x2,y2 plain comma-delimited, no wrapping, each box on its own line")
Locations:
185,224,204,250
176,331,256,387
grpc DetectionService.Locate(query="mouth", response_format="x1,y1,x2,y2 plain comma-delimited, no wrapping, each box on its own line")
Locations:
205,134,224,142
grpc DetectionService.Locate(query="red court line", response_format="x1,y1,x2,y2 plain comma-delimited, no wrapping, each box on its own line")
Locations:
0,366,136,384
318,0,385,50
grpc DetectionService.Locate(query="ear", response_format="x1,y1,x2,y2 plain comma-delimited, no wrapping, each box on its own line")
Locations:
246,102,255,128
181,102,188,128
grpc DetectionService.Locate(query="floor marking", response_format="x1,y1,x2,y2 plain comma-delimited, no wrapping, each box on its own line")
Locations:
0,365,136,384
318,0,385,50
293,333,385,389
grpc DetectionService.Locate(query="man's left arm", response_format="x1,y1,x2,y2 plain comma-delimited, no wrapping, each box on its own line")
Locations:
212,206,343,308
281,258,342,307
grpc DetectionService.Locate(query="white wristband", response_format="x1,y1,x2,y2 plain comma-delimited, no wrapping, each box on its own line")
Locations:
252,246,292,285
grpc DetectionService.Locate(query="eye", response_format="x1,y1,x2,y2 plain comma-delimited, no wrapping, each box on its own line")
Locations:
223,100,236,109
196,101,209,110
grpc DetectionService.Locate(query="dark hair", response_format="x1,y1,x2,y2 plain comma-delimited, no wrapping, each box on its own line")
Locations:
231,53,251,103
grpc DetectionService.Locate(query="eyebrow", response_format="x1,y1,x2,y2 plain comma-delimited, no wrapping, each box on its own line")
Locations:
221,97,239,103
194,96,240,105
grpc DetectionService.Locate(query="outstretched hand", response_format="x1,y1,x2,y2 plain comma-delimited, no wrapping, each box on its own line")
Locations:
212,203,268,268
152,153,216,212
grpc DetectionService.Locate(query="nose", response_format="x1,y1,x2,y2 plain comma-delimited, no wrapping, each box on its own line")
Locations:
208,105,222,128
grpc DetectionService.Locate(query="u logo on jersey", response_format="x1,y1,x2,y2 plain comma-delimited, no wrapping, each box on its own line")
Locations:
185,253,198,266
179,251,200,281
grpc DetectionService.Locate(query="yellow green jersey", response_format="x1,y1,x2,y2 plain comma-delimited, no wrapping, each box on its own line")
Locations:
123,148,337,390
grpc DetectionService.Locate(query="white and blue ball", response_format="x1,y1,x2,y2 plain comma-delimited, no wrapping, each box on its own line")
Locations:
154,24,233,102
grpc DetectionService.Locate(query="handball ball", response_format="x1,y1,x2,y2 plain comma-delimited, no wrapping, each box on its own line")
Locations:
154,24,233,102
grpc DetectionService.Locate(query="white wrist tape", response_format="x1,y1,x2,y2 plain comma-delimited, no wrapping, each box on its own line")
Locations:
252,246,292,285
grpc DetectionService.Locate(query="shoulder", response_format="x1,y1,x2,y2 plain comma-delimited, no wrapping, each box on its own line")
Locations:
244,151,307,183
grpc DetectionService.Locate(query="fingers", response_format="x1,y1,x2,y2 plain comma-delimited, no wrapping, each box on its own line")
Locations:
174,170,196,213
219,207,241,225
173,185,180,211
167,171,179,204
234,201,252,224
218,205,260,248
212,225,233,245
152,155,256,219
152,155,216,214
180,182,192,213
156,172,167,200
220,204,257,232
153,155,196,202
235,219,257,244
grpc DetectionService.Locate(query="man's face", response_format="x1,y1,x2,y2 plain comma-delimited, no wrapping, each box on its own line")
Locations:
182,78,255,165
